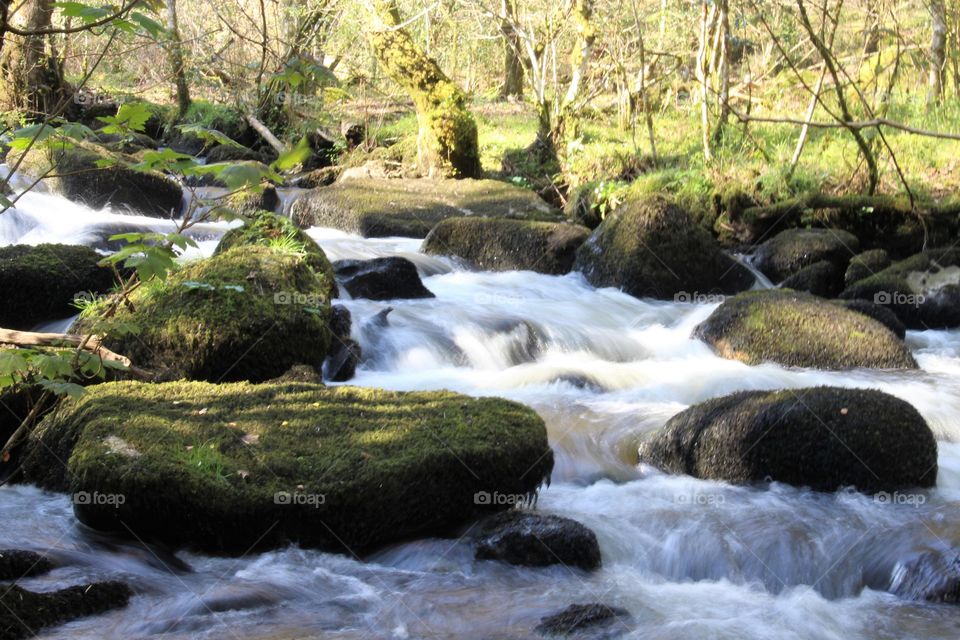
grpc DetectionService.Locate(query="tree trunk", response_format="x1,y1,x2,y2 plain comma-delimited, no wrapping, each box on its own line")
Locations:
499,0,523,99
927,0,948,107
0,0,69,119
165,0,191,119
368,0,480,178
713,0,731,143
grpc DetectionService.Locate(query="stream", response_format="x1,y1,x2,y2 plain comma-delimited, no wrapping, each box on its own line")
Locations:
2,183,960,639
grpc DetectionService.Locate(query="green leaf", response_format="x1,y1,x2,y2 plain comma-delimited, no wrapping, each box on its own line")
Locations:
176,124,244,149
8,124,57,151
272,137,312,171
98,102,152,135
133,148,197,173
53,2,111,23
130,11,166,38
37,379,86,398
0,351,30,377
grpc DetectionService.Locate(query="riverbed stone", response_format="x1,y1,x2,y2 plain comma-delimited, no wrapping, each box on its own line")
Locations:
0,550,53,580
535,603,631,637
0,581,132,640
573,196,754,300
845,249,891,287
333,257,434,300
20,380,554,554
289,178,561,238
694,289,917,370
752,228,860,282
423,217,590,275
474,511,602,571
638,386,937,493
780,260,844,298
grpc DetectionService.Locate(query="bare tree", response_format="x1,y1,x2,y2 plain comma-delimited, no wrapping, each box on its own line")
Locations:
927,0,947,106
165,0,192,118
499,0,523,99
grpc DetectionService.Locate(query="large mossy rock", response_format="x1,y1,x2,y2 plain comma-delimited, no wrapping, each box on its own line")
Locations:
751,228,860,282
21,380,554,554
222,185,279,217
638,387,938,493
423,217,590,275
12,140,182,217
89,246,335,382
0,244,114,329
290,178,560,238
845,249,891,287
695,289,917,370
573,196,754,300
840,249,960,329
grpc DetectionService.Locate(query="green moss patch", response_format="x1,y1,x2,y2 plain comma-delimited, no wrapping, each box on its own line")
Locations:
290,178,560,238
22,380,553,554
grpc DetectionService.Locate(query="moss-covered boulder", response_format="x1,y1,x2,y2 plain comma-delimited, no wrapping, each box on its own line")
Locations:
836,299,907,339
333,257,434,300
0,244,115,329
423,217,591,275
840,249,960,329
11,140,182,217
694,289,916,370
573,196,754,300
88,246,335,382
845,249,891,287
21,380,553,554
0,582,132,640
290,178,561,238
222,186,279,216
214,211,336,288
752,228,860,282
638,387,938,493
780,260,844,298
205,143,271,164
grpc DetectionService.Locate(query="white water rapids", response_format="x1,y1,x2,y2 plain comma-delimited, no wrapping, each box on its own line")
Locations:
2,184,959,639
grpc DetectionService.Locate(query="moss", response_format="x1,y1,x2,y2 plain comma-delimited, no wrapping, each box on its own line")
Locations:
0,244,115,329
290,178,560,238
423,217,590,275
22,380,554,554
779,260,844,298
573,195,754,300
221,185,279,217
694,289,916,370
179,101,250,145
845,249,891,286
11,139,182,217
0,582,132,640
751,228,860,282
639,386,937,493
88,246,335,382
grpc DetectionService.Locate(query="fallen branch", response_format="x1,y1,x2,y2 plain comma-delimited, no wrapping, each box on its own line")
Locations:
246,114,285,154
0,329,152,379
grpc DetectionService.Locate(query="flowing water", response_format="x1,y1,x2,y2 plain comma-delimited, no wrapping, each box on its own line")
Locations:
2,184,960,639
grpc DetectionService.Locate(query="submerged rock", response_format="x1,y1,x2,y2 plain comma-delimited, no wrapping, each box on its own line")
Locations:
694,289,916,370
422,217,590,275
21,380,554,554
11,139,182,217
535,603,631,637
290,178,560,238
82,245,336,382
888,551,960,604
0,244,115,329
638,386,937,493
0,581,132,640
0,550,53,580
752,228,860,282
573,196,753,300
333,257,434,300
474,511,602,571
840,248,960,329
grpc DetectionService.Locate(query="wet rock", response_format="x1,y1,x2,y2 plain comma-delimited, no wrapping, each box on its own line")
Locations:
0,581,132,640
295,166,340,189
222,185,279,216
780,260,844,298
324,338,361,382
752,228,860,282
21,380,554,555
475,511,601,571
333,257,434,300
845,249,891,287
329,305,352,340
290,178,560,238
0,244,115,329
888,551,960,604
835,299,907,339
638,386,938,493
423,218,590,275
535,603,631,637
573,196,754,301
94,131,158,154
840,248,960,329
694,289,916,370
0,550,53,580
10,139,182,217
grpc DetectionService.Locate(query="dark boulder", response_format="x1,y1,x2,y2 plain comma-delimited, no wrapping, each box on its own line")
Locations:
0,581,132,640
474,511,601,571
888,551,960,604
0,550,53,580
423,217,590,275
573,196,754,300
780,260,844,298
0,244,115,329
535,603,631,637
333,257,434,300
638,386,938,493
752,228,860,282
694,289,917,370
221,186,279,216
